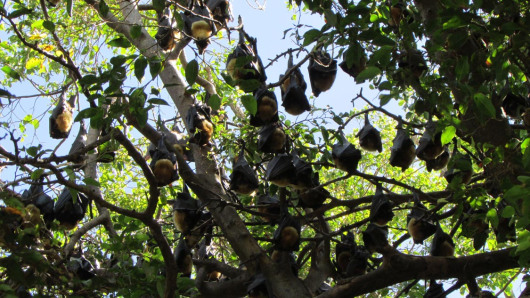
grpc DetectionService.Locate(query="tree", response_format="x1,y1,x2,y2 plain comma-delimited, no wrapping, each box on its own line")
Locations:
0,0,529,297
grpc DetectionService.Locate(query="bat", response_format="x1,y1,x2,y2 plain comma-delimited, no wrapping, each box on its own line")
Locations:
280,53,310,115
308,50,337,97
250,87,279,127
369,185,394,226
460,207,489,250
247,273,270,298
335,232,356,275
444,154,473,185
182,1,216,54
206,0,233,31
21,178,54,224
155,7,179,51
430,226,455,257
357,113,382,153
68,121,88,166
502,92,527,118
49,94,75,139
339,52,367,79
174,239,193,277
67,252,96,280
149,135,178,186
425,150,450,172
185,211,213,249
53,188,89,230
407,195,436,244
292,149,317,190
270,250,298,276
229,144,259,195
389,122,416,171
416,121,443,161
298,185,329,209
258,122,286,153
362,223,389,253
495,202,516,243
186,103,214,146
424,280,444,298
197,240,222,281
332,135,362,174
346,246,370,277
316,283,332,295
159,122,194,161
256,194,280,224
273,212,301,251
226,30,266,84
172,185,200,235
398,49,428,78
265,154,297,187
46,0,60,7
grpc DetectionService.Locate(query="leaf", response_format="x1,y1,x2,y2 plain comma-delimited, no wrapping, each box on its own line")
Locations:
25,58,41,70
80,74,98,87
208,94,221,111
74,107,101,121
26,146,40,157
355,66,381,82
66,0,73,17
130,25,142,39
238,79,261,93
303,29,321,46
1,66,20,80
99,0,109,17
324,9,337,26
455,57,470,81
8,8,32,18
241,95,257,116
83,177,101,187
501,206,515,218
185,59,199,86
441,125,456,145
30,169,44,180
134,56,147,81
108,37,131,48
487,208,498,228
42,20,55,33
473,93,495,119
153,0,165,13
149,59,163,78
443,15,465,30
147,98,169,106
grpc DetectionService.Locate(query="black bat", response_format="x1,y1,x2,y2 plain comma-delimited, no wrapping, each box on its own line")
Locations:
226,30,266,84
280,53,310,116
357,113,382,153
149,135,178,186
369,185,394,226
407,195,436,244
389,122,416,171
50,94,75,139
265,154,297,187
335,232,356,274
425,149,450,172
68,121,88,166
270,250,298,276
430,226,455,257
206,0,233,31
182,1,216,54
273,212,301,251
172,185,200,235
398,49,427,78
308,50,337,97
21,178,54,224
258,122,286,154
54,188,89,230
159,123,194,161
155,7,178,51
174,239,193,277
67,252,96,280
250,87,279,127
247,273,270,298
362,223,389,253
495,201,516,243
346,246,370,277
292,149,317,190
416,121,443,161
424,280,444,298
229,145,259,195
444,154,473,185
256,194,280,224
502,92,528,118
186,103,214,146
185,211,213,249
46,0,60,7
339,51,367,79
298,185,329,209
332,135,362,174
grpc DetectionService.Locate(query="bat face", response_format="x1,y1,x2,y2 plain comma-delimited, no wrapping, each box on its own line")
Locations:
332,137,362,174
50,95,75,139
308,51,337,97
54,189,89,230
346,247,369,277
187,104,214,146
182,4,215,54
426,150,450,172
362,223,389,253
274,214,301,251
149,136,178,186
258,123,286,153
407,215,437,244
256,194,280,223
357,116,382,153
389,128,416,171
265,154,296,187
226,32,266,84
250,88,279,127
389,2,404,27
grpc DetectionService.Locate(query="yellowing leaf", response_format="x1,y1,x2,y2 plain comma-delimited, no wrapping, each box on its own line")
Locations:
28,33,47,41
25,58,42,70
41,44,54,52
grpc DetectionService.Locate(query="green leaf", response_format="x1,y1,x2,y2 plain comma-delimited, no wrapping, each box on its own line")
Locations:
324,9,337,26
443,15,465,30
26,146,40,157
185,59,199,86
473,93,495,119
238,79,262,93
30,169,44,180
355,66,380,82
130,25,142,39
241,95,257,116
80,74,98,87
83,177,101,187
134,56,147,81
455,57,469,81
153,0,165,13
8,8,32,18
303,29,321,46
149,59,163,78
147,98,169,106
66,0,73,17
42,20,55,32
99,0,109,17
108,37,131,48
441,125,456,145
74,107,100,121
487,208,499,228
501,206,515,218
1,66,21,81
208,94,221,111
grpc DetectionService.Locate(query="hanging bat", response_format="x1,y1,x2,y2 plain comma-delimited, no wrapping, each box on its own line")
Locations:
172,185,200,235
250,87,279,127
46,0,60,7
495,202,516,243
346,246,370,277
416,121,443,161
149,135,178,187
389,122,416,171
332,135,362,174
460,207,489,250
292,149,317,190
280,53,310,115
265,153,297,187
258,122,286,154
206,0,233,32
502,92,527,118
155,7,179,51
68,121,88,166
369,185,394,226
273,212,301,251
247,273,270,298
339,52,367,79
185,211,213,249
50,94,75,139
316,283,332,295
229,144,259,195
160,123,194,161
21,178,54,225
425,149,450,172
357,113,383,153
186,103,214,146
182,1,216,54
430,226,455,257
0,207,23,245
362,223,389,253
424,280,444,298
298,185,329,209
398,49,427,78
174,239,193,277
335,232,356,275
67,250,96,280
53,188,89,230
226,30,266,84
270,250,298,276
197,240,222,281
308,50,337,97
407,195,436,244
444,154,473,185
256,194,280,224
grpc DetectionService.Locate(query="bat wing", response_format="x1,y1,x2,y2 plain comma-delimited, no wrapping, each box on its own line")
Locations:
174,192,199,211
69,122,88,157
265,154,295,180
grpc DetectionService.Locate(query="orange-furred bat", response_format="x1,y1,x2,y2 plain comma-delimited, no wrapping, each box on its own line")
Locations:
426,150,450,172
407,195,436,244
50,94,75,139
256,194,280,224
155,7,179,51
226,30,266,86
335,232,356,275
206,0,233,31
172,185,200,235
258,123,286,153
280,53,310,116
362,223,389,253
53,188,89,230
389,121,416,170
416,121,443,161
187,103,214,146
21,178,54,225
444,154,473,185
424,280,444,298
357,113,382,153
332,135,362,174
388,1,404,27
271,250,298,276
265,154,297,187
308,50,337,97
298,186,329,209
182,2,216,54
149,135,178,186
346,246,370,277
430,227,455,257
291,149,316,190
229,144,259,195
174,239,193,277
273,212,301,251
250,87,279,127
247,273,270,298
185,211,212,249
369,185,394,226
